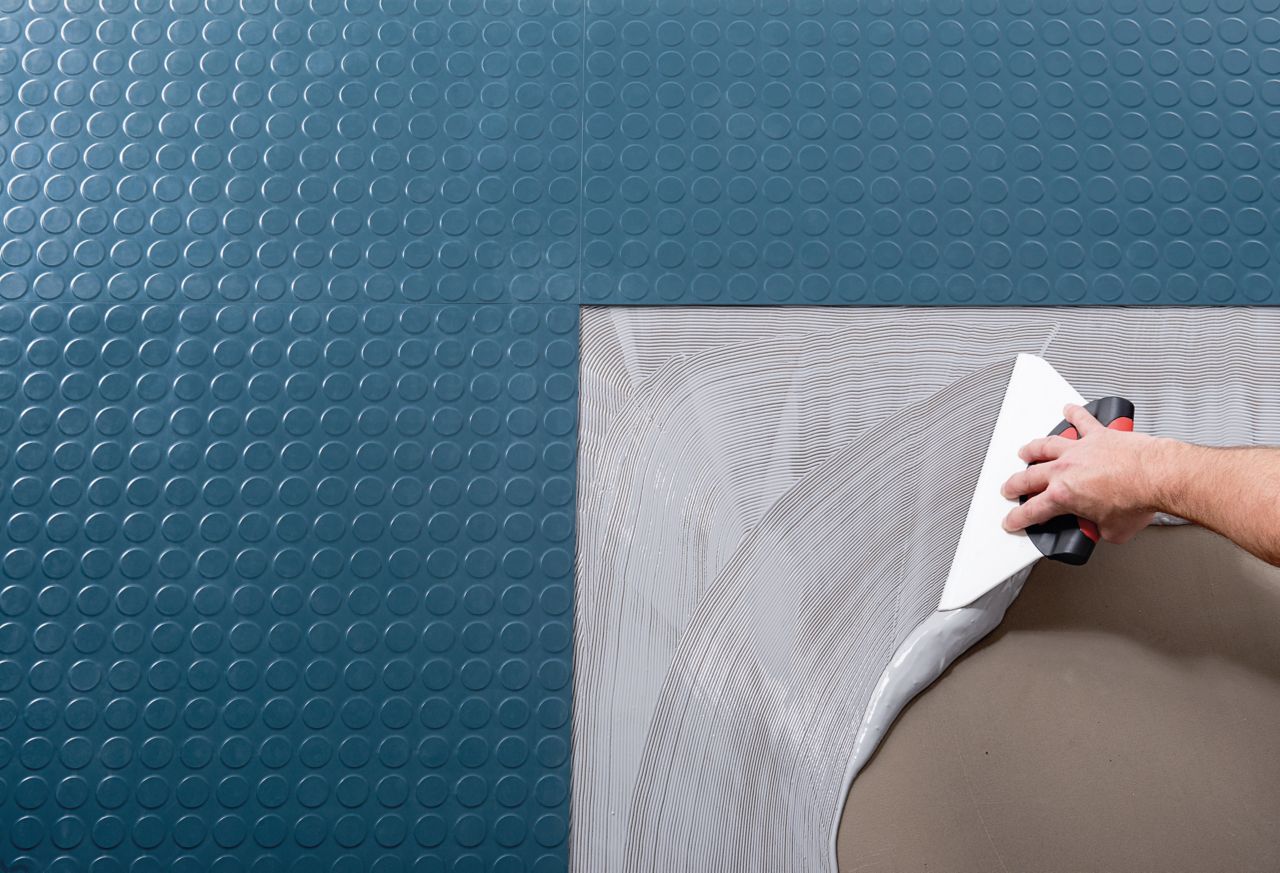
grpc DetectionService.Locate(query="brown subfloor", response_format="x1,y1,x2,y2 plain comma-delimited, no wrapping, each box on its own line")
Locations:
838,525,1280,873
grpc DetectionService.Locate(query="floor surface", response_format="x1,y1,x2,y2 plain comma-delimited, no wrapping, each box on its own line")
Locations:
838,525,1280,873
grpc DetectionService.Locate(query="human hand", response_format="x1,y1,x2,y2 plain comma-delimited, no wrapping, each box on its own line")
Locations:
1000,403,1161,544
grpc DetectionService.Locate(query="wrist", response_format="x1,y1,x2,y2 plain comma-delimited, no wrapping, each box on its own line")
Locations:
1139,437,1188,515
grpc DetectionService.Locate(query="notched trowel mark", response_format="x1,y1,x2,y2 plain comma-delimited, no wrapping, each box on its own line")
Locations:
1038,322,1061,357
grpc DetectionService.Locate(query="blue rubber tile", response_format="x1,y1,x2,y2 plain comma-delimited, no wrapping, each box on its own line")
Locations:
0,0,583,306
581,0,1280,305
0,302,578,872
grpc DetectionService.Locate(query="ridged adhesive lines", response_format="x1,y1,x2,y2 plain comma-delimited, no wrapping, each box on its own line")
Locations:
623,360,1016,872
575,306,1280,873
572,310,1059,873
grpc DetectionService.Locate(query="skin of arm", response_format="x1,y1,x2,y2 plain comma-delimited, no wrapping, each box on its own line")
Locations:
1000,403,1280,568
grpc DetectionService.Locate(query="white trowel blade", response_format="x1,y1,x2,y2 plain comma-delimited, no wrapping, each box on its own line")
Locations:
938,354,1085,611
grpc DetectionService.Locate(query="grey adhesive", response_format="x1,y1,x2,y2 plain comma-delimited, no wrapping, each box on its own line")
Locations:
622,360,1019,873
573,313,1056,873
574,307,1280,873
835,570,1029,861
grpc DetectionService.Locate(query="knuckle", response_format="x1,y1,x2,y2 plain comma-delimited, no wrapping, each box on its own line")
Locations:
1044,481,1070,505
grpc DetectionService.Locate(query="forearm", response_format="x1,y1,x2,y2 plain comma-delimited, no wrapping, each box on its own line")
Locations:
1145,440,1280,566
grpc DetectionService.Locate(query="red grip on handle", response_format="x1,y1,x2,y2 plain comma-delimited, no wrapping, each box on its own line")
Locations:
1027,396,1136,566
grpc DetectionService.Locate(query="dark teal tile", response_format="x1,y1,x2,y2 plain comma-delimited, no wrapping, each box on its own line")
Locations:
0,0,584,305
581,0,1280,304
0,302,577,872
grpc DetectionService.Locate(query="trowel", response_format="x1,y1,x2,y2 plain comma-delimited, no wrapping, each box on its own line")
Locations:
938,354,1134,611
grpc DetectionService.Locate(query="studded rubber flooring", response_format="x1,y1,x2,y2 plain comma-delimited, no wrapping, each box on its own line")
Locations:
0,0,1277,871
0,301,577,872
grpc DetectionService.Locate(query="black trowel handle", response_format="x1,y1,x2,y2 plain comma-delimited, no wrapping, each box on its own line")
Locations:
1023,396,1136,566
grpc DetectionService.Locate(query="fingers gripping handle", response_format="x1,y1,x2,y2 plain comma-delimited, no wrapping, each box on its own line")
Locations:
1021,396,1136,566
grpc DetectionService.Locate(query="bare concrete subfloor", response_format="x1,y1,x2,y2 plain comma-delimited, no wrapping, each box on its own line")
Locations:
839,525,1280,873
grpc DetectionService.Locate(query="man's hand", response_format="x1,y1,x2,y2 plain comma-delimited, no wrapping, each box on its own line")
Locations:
1000,406,1280,567
1000,403,1160,544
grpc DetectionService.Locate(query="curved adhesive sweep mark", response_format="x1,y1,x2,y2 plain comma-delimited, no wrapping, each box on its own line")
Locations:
624,361,1020,873
838,507,1189,860
835,571,1029,863
574,311,1057,873
576,306,1280,873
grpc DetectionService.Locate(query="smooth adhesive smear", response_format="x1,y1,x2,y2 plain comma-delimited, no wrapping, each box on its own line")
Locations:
574,307,1280,873
574,316,1056,873
836,571,1029,860
623,360,1019,872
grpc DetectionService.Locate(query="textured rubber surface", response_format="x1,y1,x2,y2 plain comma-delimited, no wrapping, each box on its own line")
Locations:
2,0,1278,866
581,0,1280,305
0,0,584,306
0,0,582,867
1,2,1278,310
0,302,578,872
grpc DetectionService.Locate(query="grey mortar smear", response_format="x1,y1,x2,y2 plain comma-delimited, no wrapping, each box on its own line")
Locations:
833,571,1029,863
574,312,1058,873
835,523,1188,866
621,360,1022,873
577,307,1280,873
